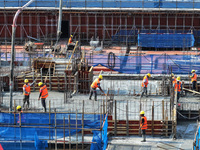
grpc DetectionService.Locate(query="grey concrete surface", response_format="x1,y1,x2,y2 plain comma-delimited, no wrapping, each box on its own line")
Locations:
107,121,197,150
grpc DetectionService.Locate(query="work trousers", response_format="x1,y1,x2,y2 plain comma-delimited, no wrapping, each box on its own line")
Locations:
23,95,30,109
89,87,97,101
41,98,46,112
177,92,180,102
192,81,197,91
141,87,147,98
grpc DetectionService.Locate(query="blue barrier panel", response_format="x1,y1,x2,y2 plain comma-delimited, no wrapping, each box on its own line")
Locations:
90,115,108,150
0,113,106,150
86,54,200,74
138,33,195,48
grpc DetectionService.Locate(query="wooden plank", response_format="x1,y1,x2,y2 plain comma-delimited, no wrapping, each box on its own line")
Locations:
183,87,200,95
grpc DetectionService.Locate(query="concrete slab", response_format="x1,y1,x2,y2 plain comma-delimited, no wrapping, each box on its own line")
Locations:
107,121,196,150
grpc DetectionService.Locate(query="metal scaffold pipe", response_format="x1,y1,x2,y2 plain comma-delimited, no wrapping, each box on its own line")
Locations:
57,0,63,42
9,0,35,111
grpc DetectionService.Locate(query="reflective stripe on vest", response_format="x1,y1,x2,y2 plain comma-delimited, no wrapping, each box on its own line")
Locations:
192,73,197,82
40,85,48,99
140,116,147,130
23,84,30,95
141,76,148,87
91,78,100,89
175,81,182,92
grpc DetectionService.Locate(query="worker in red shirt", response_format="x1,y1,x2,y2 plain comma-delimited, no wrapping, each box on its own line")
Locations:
89,75,106,101
140,111,147,142
38,82,48,112
141,73,151,98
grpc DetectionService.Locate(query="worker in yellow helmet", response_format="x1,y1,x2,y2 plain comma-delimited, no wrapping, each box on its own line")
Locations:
173,76,182,102
38,82,48,112
190,70,197,91
68,34,73,45
139,111,147,142
89,74,106,101
22,79,35,110
16,105,22,113
141,73,151,98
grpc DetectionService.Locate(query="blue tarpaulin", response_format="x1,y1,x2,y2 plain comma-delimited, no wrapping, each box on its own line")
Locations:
1,0,200,9
138,33,195,48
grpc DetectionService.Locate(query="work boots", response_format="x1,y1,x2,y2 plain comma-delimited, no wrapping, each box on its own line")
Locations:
141,135,146,142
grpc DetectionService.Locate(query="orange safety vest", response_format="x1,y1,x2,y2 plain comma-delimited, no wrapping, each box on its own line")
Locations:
140,116,147,130
141,76,148,87
23,83,30,96
191,73,197,82
172,77,177,84
68,37,72,44
40,85,48,99
91,78,100,89
174,81,182,92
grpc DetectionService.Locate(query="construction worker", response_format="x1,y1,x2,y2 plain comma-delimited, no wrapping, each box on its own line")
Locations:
16,105,24,123
141,73,151,98
190,70,197,91
38,82,48,112
173,76,182,102
68,35,73,45
22,79,35,109
89,75,106,101
140,111,147,142
16,105,22,113
171,73,176,84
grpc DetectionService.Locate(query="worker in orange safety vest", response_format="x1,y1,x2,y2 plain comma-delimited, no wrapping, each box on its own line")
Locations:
38,82,48,112
89,75,106,101
190,70,197,91
140,111,147,142
68,35,73,45
23,79,35,109
173,76,182,102
141,73,151,98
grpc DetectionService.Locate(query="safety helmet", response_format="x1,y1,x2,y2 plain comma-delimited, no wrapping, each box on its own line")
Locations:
171,73,174,77
99,75,103,80
140,111,145,115
24,79,29,83
70,35,73,37
38,82,43,86
177,76,181,81
147,73,151,77
191,70,195,73
17,105,21,110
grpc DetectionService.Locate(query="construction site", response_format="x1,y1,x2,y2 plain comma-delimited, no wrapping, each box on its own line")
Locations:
1,0,200,150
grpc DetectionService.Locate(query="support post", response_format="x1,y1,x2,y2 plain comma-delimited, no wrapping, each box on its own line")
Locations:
162,100,164,120
82,100,84,149
49,67,52,91
68,115,71,150
114,100,117,136
126,102,129,136
55,109,57,150
151,101,154,136
63,117,65,150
